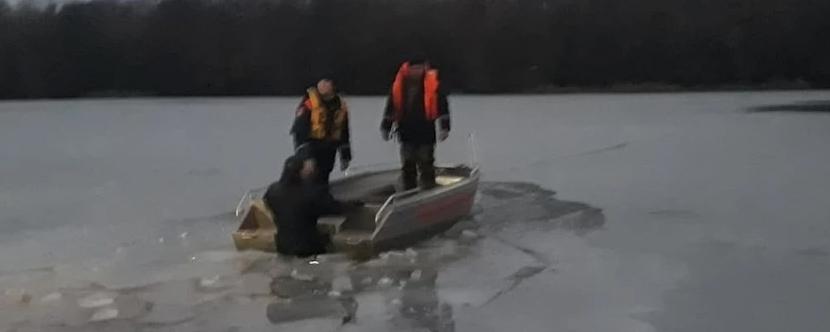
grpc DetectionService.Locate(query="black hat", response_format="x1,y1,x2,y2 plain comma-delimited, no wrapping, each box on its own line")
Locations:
278,155,302,185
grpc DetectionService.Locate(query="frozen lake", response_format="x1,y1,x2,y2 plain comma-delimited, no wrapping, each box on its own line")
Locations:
2,91,830,331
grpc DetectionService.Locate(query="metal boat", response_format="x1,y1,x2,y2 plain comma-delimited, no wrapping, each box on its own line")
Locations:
232,135,480,255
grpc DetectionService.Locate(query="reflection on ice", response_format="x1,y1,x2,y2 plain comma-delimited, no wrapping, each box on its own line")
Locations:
0,181,604,331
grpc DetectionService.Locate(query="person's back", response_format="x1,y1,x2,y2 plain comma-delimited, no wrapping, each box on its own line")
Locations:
397,74,432,144
381,58,451,189
264,182,329,257
263,156,343,257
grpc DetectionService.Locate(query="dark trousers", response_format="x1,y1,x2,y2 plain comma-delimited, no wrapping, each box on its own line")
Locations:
401,144,436,190
311,144,338,186
276,229,330,258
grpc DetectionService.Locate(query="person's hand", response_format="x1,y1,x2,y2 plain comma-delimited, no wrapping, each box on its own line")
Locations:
438,130,449,142
340,159,350,172
381,130,391,141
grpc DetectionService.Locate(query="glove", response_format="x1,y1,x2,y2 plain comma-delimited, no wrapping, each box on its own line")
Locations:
381,130,391,141
340,159,350,172
438,130,449,142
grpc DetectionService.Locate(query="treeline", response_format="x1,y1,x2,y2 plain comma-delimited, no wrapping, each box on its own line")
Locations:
1,0,829,99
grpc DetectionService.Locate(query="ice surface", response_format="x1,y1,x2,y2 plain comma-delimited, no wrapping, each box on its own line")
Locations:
2,92,830,331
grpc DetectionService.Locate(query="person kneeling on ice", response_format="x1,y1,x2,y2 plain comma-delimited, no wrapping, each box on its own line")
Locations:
263,155,347,257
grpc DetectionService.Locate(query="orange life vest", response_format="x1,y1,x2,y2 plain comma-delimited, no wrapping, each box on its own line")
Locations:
303,88,347,141
391,62,440,121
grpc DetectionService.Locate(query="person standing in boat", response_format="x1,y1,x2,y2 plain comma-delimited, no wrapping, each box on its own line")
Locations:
264,155,344,257
380,58,451,190
292,79,352,186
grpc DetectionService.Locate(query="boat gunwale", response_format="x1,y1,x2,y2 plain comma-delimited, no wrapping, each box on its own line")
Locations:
235,133,480,220
369,167,480,241
233,163,478,220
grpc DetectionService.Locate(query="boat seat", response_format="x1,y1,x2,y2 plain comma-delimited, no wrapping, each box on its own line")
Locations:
332,230,373,247
436,175,464,186
339,205,378,232
317,216,347,235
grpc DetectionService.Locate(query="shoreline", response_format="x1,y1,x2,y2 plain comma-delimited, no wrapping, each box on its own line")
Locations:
2,85,829,102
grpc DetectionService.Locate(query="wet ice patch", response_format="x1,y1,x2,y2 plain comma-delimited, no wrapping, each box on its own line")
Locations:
89,307,119,322
0,181,607,331
648,209,701,220
39,292,62,304
795,247,830,258
475,182,605,234
266,296,354,324
77,292,116,308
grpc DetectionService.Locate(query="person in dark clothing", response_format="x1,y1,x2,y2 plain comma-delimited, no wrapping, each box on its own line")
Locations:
263,155,344,257
291,79,352,186
380,59,451,190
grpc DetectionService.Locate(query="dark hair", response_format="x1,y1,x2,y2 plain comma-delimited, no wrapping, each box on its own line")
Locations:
408,57,428,66
408,51,428,66
278,155,303,185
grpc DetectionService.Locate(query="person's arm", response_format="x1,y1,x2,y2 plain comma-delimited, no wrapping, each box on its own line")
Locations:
380,91,395,139
339,108,352,163
262,183,280,224
291,95,312,155
437,85,450,133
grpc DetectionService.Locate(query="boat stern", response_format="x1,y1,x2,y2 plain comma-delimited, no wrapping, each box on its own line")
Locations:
232,199,277,252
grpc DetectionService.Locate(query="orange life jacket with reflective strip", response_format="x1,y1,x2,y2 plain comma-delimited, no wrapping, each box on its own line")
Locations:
391,63,440,121
304,88,347,141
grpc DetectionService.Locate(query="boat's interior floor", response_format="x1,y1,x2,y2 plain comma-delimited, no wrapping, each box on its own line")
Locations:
325,170,398,234
324,167,470,236
330,167,469,203
330,170,400,204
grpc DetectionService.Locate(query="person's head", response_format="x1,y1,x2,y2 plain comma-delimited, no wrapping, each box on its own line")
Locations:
407,57,429,79
279,155,316,185
317,79,335,100
300,158,316,181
